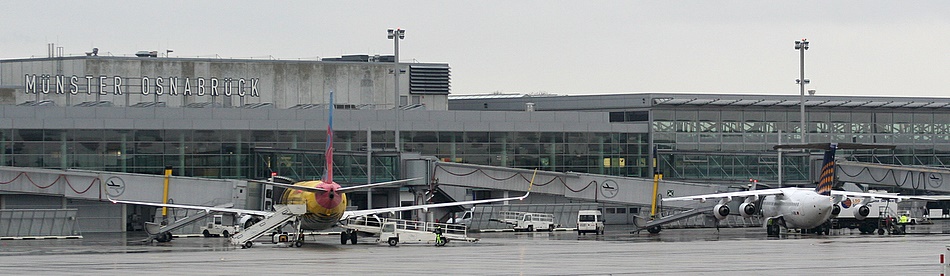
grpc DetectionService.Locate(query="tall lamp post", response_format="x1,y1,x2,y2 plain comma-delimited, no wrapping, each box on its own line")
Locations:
388,28,406,152
794,38,809,143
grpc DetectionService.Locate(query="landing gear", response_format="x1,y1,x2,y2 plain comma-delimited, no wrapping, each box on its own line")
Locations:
766,217,785,237
340,230,358,245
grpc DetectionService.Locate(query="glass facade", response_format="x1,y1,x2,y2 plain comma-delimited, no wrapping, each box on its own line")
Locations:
0,129,652,182
403,131,650,177
651,107,950,183
0,129,399,183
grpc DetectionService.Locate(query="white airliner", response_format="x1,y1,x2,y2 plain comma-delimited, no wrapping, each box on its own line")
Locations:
663,143,904,236
110,92,532,245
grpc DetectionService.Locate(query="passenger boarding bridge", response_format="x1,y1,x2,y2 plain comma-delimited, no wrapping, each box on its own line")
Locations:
4,158,950,237
838,160,950,194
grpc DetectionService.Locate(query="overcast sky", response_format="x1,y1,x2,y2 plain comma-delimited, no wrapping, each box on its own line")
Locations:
3,1,949,97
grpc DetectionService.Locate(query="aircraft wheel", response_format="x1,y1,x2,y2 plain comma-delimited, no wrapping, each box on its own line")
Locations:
203,230,211,237
340,231,349,245
388,238,398,246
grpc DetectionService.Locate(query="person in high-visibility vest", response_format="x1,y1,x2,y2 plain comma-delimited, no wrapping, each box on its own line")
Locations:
899,214,910,224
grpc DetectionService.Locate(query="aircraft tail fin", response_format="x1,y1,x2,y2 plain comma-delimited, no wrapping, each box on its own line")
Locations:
774,142,895,196
323,91,335,183
815,143,837,196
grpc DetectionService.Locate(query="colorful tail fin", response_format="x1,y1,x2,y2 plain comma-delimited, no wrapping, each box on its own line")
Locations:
324,92,335,183
815,143,837,196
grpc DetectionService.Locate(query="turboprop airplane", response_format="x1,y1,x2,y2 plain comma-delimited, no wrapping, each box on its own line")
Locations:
109,92,532,246
663,143,905,236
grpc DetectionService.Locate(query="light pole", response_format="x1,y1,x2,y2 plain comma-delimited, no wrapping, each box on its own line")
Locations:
794,38,809,143
388,28,405,152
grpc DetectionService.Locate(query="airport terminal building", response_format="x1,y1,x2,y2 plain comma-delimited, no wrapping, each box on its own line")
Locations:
2,54,950,232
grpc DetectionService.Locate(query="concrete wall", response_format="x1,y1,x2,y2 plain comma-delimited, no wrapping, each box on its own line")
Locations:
1,57,449,110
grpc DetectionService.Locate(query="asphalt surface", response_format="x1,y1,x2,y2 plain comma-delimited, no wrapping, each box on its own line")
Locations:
3,222,950,275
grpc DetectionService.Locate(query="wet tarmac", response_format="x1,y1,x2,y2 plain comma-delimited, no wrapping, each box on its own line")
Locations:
3,221,950,275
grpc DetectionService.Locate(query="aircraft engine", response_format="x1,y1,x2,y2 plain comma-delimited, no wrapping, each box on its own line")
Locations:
739,202,757,218
830,204,841,218
713,204,730,220
853,204,870,220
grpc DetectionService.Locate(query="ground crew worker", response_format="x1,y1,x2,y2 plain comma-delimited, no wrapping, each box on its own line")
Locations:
899,214,909,224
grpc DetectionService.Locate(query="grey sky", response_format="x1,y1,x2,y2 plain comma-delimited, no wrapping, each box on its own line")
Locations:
3,1,949,97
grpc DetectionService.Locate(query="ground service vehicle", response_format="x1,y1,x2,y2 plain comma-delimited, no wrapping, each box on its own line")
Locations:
831,196,900,234
495,211,557,232
447,209,473,226
577,210,605,235
201,214,239,237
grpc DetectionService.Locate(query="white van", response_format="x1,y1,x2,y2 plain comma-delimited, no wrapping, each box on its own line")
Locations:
576,210,604,235
447,209,473,226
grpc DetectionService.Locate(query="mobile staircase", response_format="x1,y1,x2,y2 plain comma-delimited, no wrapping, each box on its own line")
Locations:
145,203,232,243
633,208,709,234
229,204,306,249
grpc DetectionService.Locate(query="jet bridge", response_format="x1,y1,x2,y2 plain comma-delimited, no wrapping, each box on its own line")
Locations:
837,161,950,193
429,161,727,210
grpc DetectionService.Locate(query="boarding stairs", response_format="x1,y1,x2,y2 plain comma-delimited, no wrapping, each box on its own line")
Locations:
229,204,306,248
634,208,709,233
145,203,232,242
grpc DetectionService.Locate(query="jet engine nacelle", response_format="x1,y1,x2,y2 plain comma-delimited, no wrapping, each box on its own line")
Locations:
831,204,841,218
739,202,757,218
853,204,870,220
713,204,730,220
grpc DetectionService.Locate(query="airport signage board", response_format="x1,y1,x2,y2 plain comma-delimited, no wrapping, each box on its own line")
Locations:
22,74,262,98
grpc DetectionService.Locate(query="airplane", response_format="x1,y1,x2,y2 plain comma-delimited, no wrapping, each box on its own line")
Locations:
662,142,908,236
109,92,532,246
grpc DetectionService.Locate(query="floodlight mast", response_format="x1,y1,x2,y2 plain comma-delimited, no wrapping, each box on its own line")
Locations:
794,39,809,143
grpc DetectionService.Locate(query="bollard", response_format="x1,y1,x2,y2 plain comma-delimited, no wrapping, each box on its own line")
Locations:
943,245,950,276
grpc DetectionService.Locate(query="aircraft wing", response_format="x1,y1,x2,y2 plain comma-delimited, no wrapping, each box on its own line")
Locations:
342,190,530,220
248,179,327,193
662,189,787,202
902,195,950,201
834,191,909,201
337,178,424,193
248,177,425,194
108,198,273,217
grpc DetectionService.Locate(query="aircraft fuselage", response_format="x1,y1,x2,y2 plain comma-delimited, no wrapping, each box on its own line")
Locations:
281,180,347,230
761,188,834,229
